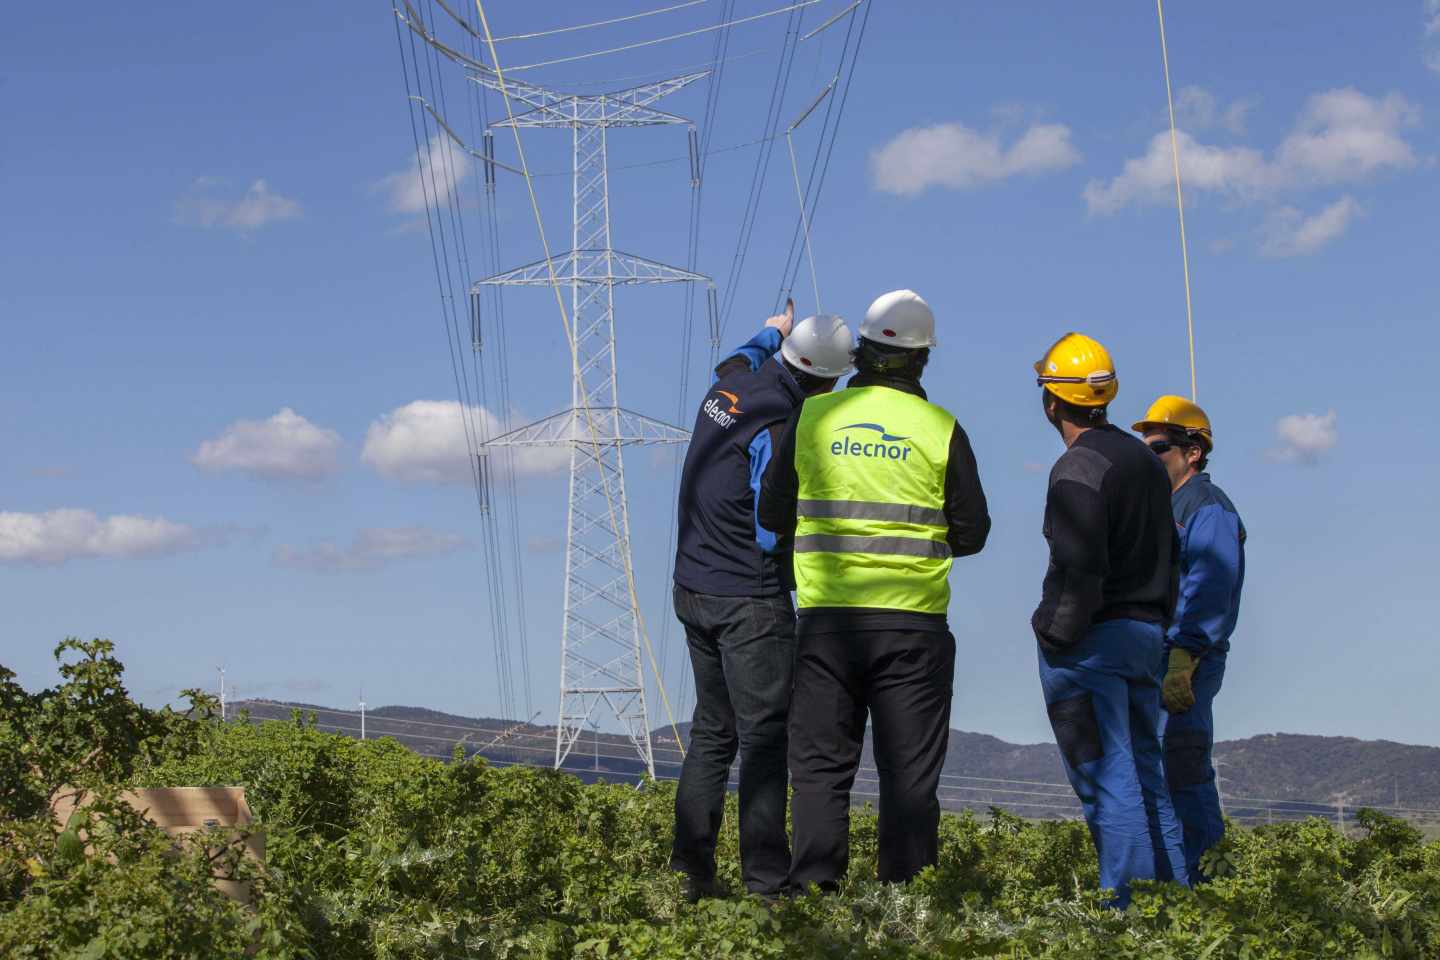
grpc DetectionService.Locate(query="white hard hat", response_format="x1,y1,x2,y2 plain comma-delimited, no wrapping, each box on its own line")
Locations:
860,289,936,349
780,314,855,378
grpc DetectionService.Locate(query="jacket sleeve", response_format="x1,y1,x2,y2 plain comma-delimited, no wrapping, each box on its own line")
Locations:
1031,457,1110,651
713,327,783,380
1168,503,1243,655
757,407,802,537
747,425,782,554
942,423,991,557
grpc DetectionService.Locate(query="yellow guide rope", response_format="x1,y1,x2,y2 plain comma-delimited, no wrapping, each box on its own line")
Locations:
473,0,687,761
1155,0,1198,402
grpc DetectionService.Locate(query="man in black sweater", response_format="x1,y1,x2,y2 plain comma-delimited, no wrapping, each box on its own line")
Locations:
1031,332,1186,908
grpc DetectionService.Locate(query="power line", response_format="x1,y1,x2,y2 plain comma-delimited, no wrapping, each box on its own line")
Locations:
391,0,523,722
717,1,807,338
492,0,709,42
544,45,775,90
504,0,825,72
776,0,869,309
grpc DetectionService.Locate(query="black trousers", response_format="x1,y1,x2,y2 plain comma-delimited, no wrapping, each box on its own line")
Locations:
670,584,796,895
789,626,955,889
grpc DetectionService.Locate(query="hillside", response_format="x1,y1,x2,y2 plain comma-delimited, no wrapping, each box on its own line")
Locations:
234,700,1440,820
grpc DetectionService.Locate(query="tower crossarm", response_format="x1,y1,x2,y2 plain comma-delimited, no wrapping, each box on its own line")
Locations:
473,250,709,288
492,100,693,129
466,73,567,112
468,72,707,122
479,407,691,449
606,71,710,107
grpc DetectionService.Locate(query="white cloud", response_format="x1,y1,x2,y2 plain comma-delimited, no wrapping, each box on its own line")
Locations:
1425,1,1440,73
0,509,200,566
1275,90,1419,184
870,120,1081,196
376,134,471,215
1082,131,1271,213
176,178,302,231
1270,411,1338,463
1174,86,1256,135
361,400,567,486
192,408,342,482
1085,88,1419,214
275,527,467,572
1259,196,1363,257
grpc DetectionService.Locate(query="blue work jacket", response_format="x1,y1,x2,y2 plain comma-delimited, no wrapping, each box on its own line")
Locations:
1169,473,1246,656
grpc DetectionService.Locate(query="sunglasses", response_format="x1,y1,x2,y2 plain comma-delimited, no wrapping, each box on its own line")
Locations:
1146,439,1192,455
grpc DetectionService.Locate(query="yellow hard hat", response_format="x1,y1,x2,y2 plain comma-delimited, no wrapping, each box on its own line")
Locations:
1132,395,1213,450
1034,332,1118,407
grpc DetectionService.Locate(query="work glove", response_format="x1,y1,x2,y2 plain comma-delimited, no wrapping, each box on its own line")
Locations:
1161,647,1198,714
765,298,795,338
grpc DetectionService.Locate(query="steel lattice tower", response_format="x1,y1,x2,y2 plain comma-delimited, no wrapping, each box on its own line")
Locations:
473,73,712,776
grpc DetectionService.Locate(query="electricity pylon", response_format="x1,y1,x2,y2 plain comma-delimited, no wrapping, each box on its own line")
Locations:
474,73,713,776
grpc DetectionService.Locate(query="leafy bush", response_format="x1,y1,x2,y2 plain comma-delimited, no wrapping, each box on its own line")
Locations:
4,640,1439,959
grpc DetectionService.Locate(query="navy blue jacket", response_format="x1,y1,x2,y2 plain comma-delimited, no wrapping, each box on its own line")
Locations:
1169,473,1246,656
673,328,802,597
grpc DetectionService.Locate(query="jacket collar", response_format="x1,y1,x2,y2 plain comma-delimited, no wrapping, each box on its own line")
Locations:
846,371,928,401
764,355,806,404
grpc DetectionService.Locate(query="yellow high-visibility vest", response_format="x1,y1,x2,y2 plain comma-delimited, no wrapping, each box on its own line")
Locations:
792,386,955,614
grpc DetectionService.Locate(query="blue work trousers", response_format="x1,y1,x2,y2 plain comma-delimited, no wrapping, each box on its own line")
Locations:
1037,619,1188,907
1162,652,1226,885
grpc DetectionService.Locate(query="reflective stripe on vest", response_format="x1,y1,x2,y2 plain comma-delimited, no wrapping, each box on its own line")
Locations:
792,386,956,615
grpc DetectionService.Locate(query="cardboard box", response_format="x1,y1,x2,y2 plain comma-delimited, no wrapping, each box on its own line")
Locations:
52,786,264,904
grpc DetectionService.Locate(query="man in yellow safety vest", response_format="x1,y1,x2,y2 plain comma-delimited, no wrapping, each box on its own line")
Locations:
759,289,991,891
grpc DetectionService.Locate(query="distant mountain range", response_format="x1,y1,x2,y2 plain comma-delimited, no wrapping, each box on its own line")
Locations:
234,699,1440,824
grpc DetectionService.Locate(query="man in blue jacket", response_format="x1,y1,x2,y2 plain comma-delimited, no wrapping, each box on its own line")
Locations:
1134,395,1246,885
671,302,855,900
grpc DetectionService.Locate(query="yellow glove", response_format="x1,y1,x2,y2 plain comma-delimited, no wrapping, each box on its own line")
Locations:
1162,648,1198,714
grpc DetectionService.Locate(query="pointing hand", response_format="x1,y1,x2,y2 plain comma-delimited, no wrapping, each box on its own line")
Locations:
765,299,795,338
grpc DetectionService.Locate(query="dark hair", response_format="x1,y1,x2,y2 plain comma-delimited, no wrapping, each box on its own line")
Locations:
1044,391,1109,426
781,358,839,396
1163,427,1210,472
854,338,929,380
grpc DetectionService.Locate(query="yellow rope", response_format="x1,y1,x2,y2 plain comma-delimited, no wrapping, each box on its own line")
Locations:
473,0,686,762
1155,0,1197,402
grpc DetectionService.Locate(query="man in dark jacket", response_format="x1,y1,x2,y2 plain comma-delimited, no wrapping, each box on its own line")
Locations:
671,303,855,900
1031,332,1187,908
759,289,990,891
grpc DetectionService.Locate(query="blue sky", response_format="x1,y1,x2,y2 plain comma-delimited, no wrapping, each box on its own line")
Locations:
4,1,1439,750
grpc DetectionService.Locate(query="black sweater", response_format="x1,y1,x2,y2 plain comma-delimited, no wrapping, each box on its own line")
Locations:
758,372,990,632
1031,424,1179,651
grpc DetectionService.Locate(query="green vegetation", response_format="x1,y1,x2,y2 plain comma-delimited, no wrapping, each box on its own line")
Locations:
4,639,1440,958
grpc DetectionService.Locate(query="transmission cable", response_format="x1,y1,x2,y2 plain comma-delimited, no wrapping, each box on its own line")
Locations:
659,0,737,726
471,0,688,760
776,0,870,308
393,1,518,722
503,0,824,72
716,4,807,343
422,0,523,724
423,0,530,722
491,0,709,42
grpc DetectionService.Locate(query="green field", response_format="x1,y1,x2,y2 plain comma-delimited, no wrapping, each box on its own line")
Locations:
5,640,1440,959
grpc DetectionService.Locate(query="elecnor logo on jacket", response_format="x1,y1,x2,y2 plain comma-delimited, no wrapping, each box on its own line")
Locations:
703,390,743,429
830,423,912,461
